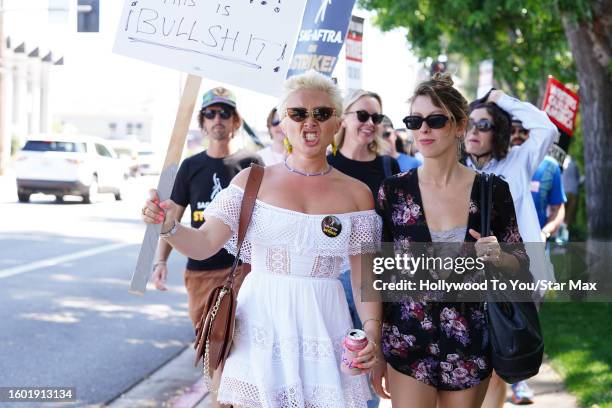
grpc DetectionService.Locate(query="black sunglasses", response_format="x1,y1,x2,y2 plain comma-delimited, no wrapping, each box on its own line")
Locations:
203,107,233,120
403,114,449,130
467,118,495,132
286,107,336,123
346,110,385,124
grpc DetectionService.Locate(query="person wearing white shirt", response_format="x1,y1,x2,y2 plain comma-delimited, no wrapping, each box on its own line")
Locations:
464,90,558,408
258,107,286,166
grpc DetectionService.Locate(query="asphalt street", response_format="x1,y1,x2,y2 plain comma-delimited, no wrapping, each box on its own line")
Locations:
0,176,194,407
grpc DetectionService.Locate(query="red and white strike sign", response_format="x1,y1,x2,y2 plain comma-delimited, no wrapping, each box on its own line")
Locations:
541,76,579,136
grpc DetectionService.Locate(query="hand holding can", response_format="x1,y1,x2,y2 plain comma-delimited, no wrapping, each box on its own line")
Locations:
340,329,369,375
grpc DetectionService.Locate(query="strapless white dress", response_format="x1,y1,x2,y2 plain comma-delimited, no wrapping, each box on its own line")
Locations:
203,184,382,408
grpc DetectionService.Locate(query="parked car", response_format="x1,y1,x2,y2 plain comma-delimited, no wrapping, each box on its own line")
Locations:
108,140,140,178
136,144,161,176
15,134,126,203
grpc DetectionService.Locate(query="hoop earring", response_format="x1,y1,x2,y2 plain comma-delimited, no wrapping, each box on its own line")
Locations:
283,137,293,154
331,140,337,156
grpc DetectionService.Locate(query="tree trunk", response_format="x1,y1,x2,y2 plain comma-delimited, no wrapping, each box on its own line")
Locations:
562,3,612,239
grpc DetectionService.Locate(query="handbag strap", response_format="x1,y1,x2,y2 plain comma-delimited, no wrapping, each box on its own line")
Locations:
382,155,392,178
480,173,494,237
226,163,264,287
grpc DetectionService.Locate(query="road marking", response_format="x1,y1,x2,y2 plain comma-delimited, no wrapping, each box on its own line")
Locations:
0,243,134,279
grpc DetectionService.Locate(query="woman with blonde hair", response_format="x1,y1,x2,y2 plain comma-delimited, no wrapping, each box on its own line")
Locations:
328,89,400,408
142,71,386,407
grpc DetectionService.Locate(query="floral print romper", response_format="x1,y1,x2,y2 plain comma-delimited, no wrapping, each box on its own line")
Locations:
376,170,529,391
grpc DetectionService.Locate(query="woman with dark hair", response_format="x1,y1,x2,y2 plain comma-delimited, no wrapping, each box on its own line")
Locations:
375,73,529,407
464,92,558,407
258,107,286,165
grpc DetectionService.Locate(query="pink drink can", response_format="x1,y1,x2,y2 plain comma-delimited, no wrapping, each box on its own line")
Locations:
341,329,368,375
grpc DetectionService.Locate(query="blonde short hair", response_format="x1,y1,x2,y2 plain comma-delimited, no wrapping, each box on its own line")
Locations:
335,90,385,154
277,70,343,119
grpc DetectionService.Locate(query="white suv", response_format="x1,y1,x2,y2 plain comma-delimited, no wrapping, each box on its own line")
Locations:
15,134,126,203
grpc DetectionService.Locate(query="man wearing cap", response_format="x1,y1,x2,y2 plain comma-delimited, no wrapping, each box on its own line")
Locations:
151,87,262,403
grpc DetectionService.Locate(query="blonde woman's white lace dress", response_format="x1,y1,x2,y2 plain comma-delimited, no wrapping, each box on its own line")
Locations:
202,184,382,408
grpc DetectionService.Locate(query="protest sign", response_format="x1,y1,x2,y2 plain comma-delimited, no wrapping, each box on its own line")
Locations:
542,76,580,136
345,15,363,93
287,0,356,77
114,0,307,96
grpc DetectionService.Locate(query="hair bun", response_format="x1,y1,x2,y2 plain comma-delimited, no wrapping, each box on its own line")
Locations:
431,72,454,87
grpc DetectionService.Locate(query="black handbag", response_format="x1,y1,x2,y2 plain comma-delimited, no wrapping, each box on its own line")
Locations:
480,173,544,384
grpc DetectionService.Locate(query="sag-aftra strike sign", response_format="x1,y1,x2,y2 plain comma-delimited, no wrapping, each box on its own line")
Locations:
114,0,307,96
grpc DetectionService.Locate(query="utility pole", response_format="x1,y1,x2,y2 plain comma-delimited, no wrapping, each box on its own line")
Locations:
0,0,5,176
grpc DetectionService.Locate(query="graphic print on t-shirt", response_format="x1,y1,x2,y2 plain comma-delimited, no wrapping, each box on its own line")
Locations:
193,172,222,223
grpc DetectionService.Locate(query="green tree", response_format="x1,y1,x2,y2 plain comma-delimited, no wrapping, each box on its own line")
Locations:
360,0,612,239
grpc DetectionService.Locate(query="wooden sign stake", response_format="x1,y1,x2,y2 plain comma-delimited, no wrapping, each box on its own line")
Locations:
129,74,202,295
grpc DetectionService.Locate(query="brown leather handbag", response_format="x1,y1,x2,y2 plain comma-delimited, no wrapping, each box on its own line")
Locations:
194,164,264,379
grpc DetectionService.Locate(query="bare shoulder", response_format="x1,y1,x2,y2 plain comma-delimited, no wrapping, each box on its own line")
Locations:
230,167,252,189
332,170,374,211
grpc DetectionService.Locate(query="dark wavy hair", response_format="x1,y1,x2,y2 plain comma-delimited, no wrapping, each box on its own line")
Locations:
411,73,469,132
468,101,512,160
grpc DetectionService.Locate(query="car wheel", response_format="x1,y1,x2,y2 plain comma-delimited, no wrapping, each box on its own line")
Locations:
83,177,99,204
114,189,122,201
55,195,64,203
18,192,30,203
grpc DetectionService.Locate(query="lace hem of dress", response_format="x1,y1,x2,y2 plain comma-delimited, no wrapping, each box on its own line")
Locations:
233,321,344,362
217,377,371,408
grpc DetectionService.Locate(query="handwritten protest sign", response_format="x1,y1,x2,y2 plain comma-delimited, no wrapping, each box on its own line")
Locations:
114,0,308,96
542,76,579,136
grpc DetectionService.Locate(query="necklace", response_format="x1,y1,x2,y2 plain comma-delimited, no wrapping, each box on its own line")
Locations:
284,157,333,177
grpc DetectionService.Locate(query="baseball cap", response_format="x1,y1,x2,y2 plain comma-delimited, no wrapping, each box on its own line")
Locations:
201,87,237,110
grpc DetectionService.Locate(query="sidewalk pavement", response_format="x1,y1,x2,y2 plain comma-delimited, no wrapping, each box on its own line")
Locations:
109,346,578,408
0,167,17,203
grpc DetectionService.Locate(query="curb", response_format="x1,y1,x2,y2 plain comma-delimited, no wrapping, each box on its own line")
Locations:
108,345,208,408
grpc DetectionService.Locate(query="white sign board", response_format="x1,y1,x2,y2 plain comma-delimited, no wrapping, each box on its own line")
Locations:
345,15,363,94
113,0,308,96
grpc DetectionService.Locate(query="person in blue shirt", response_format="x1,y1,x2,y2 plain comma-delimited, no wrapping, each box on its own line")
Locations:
382,116,421,172
531,155,567,239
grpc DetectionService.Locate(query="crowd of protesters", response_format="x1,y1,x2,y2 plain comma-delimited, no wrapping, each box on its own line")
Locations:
141,69,577,407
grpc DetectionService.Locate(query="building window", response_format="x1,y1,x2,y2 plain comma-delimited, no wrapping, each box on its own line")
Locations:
77,0,100,33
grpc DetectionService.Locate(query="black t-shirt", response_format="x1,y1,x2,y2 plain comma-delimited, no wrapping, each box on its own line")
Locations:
171,149,263,271
327,152,401,199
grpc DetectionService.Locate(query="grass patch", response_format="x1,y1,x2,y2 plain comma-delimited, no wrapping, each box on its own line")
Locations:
540,302,612,407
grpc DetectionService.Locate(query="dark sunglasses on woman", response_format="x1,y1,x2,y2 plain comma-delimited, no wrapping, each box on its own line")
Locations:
403,114,449,130
467,118,495,132
286,107,336,123
202,107,233,120
345,110,385,124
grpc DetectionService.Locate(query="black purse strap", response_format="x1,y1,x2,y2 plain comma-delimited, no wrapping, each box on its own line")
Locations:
480,173,494,237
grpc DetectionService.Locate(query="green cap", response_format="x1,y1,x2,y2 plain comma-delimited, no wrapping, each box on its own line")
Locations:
201,87,237,110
